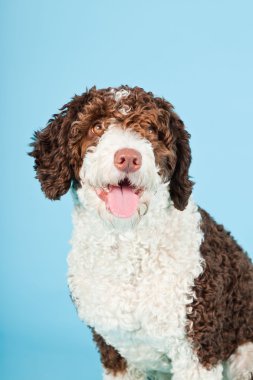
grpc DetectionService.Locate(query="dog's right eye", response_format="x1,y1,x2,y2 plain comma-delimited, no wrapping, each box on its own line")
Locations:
92,124,105,136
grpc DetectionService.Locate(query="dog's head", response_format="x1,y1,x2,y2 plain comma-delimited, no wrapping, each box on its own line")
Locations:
30,86,193,224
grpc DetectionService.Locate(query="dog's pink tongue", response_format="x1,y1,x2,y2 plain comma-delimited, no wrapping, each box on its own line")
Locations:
107,186,139,218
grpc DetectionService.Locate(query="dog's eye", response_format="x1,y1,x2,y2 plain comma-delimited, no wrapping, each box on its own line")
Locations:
147,125,157,135
92,124,104,136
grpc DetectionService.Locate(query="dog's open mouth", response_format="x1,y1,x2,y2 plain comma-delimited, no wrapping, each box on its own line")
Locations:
95,178,143,218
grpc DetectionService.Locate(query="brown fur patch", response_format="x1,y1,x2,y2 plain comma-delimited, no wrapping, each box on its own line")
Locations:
29,90,94,199
187,208,253,368
92,329,127,375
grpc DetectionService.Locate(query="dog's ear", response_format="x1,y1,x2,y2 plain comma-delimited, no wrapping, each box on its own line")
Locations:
169,111,194,211
29,90,93,200
154,96,194,210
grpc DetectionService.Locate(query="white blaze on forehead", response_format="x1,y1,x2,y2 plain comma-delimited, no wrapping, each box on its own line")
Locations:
110,88,131,115
118,104,131,115
110,88,130,102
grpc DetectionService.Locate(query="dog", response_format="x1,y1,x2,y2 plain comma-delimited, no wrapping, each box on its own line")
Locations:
30,86,253,380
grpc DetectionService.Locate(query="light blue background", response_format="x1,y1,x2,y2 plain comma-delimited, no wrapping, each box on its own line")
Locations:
1,1,253,379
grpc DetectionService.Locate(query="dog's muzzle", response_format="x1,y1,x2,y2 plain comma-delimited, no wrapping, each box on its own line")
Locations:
93,148,143,218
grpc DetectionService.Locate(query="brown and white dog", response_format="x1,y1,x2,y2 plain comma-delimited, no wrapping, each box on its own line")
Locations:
30,86,253,380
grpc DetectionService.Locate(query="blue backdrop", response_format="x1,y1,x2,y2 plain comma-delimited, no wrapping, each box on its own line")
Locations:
1,1,253,379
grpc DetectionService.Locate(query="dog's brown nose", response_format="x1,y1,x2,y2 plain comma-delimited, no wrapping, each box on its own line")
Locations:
114,148,142,173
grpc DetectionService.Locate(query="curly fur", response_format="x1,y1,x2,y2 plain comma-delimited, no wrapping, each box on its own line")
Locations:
30,86,192,209
29,85,253,380
187,208,253,372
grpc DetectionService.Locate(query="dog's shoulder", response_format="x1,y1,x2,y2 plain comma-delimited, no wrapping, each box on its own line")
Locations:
187,206,253,369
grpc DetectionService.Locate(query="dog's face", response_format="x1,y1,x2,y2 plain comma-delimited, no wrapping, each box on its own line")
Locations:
30,86,193,224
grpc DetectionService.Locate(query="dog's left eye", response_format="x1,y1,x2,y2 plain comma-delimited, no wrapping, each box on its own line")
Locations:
147,125,157,134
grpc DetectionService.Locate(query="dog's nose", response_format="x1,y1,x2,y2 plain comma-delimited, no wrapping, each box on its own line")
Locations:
114,148,142,173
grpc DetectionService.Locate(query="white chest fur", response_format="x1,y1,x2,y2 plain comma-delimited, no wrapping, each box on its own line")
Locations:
67,189,204,373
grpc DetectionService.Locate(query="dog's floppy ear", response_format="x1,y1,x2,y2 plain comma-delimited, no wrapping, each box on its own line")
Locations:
169,111,194,211
29,90,93,200
154,96,194,210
